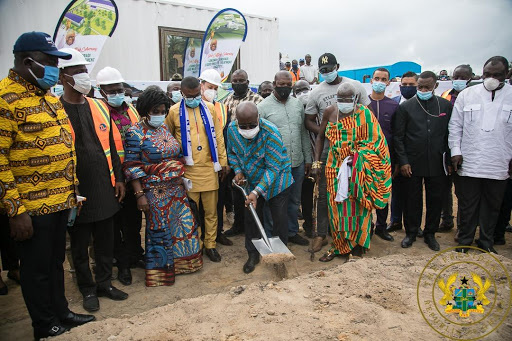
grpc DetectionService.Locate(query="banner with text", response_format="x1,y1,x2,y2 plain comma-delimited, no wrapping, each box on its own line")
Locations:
199,8,247,82
53,0,119,72
183,38,202,78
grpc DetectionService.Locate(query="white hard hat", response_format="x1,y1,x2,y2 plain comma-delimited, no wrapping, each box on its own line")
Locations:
96,66,124,85
58,48,90,69
199,69,222,87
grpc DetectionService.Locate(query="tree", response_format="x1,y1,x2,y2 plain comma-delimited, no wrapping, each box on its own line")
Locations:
95,17,100,26
101,20,106,31
108,11,113,20
84,27,91,35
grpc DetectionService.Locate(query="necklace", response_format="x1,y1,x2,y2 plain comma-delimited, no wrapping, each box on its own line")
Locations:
415,95,441,117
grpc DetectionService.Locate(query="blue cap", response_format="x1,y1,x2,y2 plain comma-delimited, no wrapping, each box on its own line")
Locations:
13,32,72,59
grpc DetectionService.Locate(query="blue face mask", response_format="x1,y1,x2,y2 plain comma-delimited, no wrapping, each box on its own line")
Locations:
171,90,182,103
322,69,338,83
53,85,64,97
106,93,125,107
452,80,468,92
148,114,165,128
371,81,387,93
337,102,354,114
417,90,433,101
185,95,202,108
28,58,59,90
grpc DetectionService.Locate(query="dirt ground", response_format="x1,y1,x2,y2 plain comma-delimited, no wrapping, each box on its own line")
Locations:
1,219,512,340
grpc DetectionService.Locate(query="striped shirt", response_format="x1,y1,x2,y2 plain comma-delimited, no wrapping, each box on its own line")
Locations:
0,70,78,217
226,118,293,200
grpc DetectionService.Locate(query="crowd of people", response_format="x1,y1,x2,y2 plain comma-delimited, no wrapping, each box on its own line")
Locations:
0,31,511,340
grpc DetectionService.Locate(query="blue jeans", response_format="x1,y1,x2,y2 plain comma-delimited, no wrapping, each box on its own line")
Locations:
264,163,305,237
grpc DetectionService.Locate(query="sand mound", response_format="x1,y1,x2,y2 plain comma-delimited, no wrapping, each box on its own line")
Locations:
57,254,512,341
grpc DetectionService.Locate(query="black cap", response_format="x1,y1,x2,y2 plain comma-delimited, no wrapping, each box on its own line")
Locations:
318,53,337,71
13,32,72,59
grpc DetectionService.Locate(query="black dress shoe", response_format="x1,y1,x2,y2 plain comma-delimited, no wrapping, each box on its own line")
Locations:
375,228,394,241
438,220,454,232
224,227,243,237
386,222,402,232
494,237,506,245
117,268,132,286
482,246,498,254
216,233,233,246
61,311,96,328
424,234,440,251
83,294,99,312
401,236,415,248
289,234,309,246
0,284,7,295
455,246,469,253
205,248,222,262
243,253,260,273
34,324,68,340
97,286,128,301
417,229,424,238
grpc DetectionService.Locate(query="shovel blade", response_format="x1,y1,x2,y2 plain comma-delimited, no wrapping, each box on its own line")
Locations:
251,237,293,257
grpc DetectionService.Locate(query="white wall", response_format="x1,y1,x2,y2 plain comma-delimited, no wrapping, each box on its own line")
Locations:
0,0,279,84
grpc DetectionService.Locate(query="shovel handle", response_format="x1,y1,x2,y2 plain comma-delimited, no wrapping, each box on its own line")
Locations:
232,179,273,250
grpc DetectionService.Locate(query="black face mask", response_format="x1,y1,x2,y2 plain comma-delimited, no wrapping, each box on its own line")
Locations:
275,86,292,100
260,92,271,99
400,86,417,100
232,83,248,95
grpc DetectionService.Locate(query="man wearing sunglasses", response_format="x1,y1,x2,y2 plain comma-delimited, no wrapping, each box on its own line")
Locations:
304,53,370,250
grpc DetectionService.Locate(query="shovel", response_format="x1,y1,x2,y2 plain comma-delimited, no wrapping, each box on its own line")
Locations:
232,179,294,260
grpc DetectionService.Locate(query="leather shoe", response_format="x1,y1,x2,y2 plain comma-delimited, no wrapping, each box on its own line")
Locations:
61,311,96,328
205,248,222,262
243,253,260,273
455,246,469,253
438,220,454,232
401,236,415,248
289,233,309,246
117,268,132,286
424,234,440,251
310,236,328,252
97,286,128,301
375,228,394,241
34,324,68,340
83,294,99,312
386,222,402,232
216,233,233,246
0,283,7,296
417,228,424,238
224,227,243,237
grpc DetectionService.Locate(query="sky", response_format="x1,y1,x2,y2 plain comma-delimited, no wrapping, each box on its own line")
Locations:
168,0,512,75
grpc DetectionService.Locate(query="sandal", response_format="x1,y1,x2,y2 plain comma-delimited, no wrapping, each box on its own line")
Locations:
319,251,336,262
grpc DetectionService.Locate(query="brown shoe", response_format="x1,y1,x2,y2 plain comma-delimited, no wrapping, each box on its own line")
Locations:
319,251,336,262
310,236,328,253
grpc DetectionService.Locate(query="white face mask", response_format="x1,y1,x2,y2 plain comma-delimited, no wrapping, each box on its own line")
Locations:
297,91,310,105
483,77,502,91
203,89,217,102
66,72,91,95
238,125,260,139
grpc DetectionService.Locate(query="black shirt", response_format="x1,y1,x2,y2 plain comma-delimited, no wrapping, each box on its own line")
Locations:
393,95,453,177
61,99,122,224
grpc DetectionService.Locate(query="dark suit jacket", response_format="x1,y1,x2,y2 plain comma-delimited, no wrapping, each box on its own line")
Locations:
393,95,452,177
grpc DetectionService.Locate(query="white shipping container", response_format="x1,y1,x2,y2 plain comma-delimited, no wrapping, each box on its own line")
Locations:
0,0,280,84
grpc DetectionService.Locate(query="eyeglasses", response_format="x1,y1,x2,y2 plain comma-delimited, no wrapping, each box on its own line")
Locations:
336,96,356,103
238,123,258,130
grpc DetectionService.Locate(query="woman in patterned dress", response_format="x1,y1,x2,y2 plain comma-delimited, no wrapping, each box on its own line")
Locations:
312,83,391,261
123,86,202,286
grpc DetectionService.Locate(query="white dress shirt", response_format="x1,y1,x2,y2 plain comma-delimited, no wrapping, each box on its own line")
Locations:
449,83,512,180
300,64,318,83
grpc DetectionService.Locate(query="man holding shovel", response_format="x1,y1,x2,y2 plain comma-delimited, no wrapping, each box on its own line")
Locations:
226,102,294,273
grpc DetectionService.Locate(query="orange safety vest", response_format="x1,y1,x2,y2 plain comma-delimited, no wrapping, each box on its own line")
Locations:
68,97,123,187
441,89,452,102
290,69,300,84
214,101,228,129
112,102,140,162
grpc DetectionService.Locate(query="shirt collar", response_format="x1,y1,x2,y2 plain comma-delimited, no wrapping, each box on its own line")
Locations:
8,69,46,96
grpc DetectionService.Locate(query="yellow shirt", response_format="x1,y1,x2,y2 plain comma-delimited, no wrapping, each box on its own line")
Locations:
166,102,227,192
0,70,78,217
